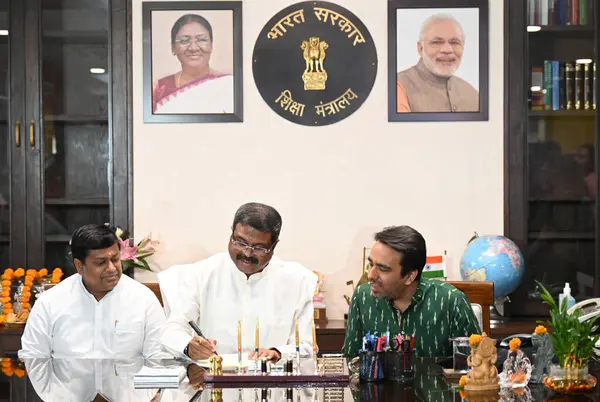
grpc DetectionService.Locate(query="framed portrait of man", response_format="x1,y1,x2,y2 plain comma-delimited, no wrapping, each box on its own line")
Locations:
142,1,243,123
388,0,488,122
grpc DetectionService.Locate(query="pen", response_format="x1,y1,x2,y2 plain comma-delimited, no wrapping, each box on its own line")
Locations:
188,320,218,355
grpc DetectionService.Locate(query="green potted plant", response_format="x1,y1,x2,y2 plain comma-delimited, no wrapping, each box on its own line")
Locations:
536,281,599,393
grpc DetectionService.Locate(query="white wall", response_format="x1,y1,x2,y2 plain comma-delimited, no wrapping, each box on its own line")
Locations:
131,0,504,320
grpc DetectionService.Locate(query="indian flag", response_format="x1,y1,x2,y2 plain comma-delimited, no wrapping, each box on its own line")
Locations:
422,254,446,279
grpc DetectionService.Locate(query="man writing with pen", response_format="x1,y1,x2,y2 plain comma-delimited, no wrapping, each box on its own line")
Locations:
160,202,318,362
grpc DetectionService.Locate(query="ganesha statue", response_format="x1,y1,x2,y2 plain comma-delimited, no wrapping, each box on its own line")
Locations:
464,333,500,392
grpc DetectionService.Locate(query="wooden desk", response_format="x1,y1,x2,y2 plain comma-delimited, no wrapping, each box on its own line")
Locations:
0,282,543,356
0,327,25,356
315,320,346,355
0,317,543,356
313,316,545,355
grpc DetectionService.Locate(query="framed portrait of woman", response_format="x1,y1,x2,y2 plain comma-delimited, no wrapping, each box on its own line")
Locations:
142,1,243,123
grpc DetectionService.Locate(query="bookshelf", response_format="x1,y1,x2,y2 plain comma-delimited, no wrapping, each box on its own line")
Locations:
505,0,599,316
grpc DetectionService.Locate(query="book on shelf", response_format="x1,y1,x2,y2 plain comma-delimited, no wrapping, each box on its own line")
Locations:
531,61,596,111
528,0,594,26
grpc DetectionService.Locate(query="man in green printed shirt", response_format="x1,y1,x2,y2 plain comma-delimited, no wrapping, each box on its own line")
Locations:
342,225,481,358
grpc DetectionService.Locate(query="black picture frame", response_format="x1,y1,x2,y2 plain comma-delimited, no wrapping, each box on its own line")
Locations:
142,1,243,123
388,0,489,122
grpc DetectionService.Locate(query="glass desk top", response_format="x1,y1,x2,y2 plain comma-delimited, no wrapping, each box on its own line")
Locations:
1,357,599,401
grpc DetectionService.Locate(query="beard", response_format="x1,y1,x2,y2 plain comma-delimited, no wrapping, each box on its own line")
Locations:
422,51,459,78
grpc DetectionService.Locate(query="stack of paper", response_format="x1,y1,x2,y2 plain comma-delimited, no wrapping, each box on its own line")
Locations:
134,366,186,389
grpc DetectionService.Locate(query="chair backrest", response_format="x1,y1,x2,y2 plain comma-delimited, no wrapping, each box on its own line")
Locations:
447,281,494,335
144,280,494,334
145,282,163,306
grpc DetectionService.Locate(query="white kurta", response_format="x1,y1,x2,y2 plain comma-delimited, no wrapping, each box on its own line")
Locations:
24,358,158,402
19,274,166,359
159,252,318,358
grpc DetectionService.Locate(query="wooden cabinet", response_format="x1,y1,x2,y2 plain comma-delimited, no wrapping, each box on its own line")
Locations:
0,0,131,275
505,0,600,316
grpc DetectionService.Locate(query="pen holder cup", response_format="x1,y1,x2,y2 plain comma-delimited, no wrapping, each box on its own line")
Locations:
383,350,414,382
359,351,385,382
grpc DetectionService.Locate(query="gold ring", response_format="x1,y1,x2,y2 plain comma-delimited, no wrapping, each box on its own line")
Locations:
197,338,203,345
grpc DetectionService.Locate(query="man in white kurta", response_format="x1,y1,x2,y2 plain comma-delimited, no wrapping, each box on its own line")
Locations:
19,224,166,359
160,203,318,362
24,358,159,401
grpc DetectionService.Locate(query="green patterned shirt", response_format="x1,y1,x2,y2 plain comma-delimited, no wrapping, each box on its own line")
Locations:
342,279,481,358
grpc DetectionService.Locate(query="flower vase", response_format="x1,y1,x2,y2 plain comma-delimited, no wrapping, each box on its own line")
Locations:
530,332,553,383
543,363,597,394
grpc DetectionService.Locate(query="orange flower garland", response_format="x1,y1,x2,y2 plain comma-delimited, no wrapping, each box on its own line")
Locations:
0,267,64,324
1,357,26,377
534,325,548,335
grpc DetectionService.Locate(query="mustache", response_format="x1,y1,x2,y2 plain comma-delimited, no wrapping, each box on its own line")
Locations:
237,255,258,264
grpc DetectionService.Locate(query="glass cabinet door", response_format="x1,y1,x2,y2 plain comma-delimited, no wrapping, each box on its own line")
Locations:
522,3,597,312
0,1,8,269
40,0,110,276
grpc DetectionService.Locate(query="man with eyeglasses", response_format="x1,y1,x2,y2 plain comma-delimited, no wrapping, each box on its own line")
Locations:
160,202,317,364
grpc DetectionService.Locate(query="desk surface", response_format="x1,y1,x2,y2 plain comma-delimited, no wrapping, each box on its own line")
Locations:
2,357,599,401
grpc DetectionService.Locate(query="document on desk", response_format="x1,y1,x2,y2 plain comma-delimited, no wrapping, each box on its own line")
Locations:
134,366,186,389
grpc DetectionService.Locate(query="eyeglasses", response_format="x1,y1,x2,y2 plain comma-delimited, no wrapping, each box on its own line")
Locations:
174,37,210,47
230,236,273,256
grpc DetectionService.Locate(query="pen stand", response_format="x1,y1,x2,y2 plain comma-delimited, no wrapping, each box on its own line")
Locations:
383,350,414,382
359,350,384,382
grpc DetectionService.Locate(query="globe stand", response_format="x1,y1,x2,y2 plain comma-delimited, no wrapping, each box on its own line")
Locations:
492,296,510,317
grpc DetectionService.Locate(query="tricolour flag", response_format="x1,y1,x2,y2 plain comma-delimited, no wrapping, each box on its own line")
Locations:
422,254,446,279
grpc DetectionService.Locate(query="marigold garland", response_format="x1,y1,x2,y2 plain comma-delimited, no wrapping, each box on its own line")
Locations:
1,357,26,377
0,267,63,323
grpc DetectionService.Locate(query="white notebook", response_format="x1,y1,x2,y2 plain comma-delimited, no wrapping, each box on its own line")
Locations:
134,366,186,388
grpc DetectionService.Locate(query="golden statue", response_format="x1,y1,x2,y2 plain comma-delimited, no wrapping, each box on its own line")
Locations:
464,333,500,392
301,37,328,90
210,389,223,402
209,355,223,376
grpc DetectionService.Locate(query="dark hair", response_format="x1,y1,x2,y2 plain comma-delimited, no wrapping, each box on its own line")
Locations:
232,203,282,244
374,225,427,281
171,14,213,45
70,224,120,263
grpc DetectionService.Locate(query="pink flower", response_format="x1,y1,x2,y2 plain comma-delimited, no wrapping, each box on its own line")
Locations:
120,239,138,262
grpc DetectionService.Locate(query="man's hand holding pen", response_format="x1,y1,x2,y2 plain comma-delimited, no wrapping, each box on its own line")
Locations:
188,335,217,360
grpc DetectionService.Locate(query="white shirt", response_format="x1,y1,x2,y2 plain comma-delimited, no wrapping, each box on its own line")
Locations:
24,358,158,402
159,252,318,358
19,274,166,359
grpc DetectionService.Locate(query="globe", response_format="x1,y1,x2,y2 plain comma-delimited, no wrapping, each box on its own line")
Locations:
459,234,525,299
